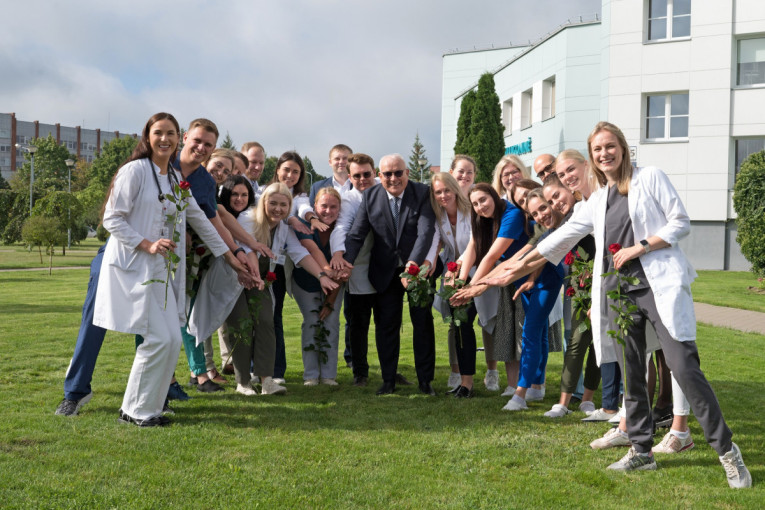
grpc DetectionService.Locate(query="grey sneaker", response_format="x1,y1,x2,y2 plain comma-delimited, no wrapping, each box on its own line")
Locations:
54,391,93,416
447,371,461,390
483,370,500,391
607,447,657,471
719,443,752,489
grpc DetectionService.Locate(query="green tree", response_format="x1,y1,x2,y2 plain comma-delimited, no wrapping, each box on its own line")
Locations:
220,131,236,149
10,134,74,199
259,155,278,185
77,136,138,231
0,189,29,244
454,89,477,156
467,73,506,183
0,173,9,190
407,133,432,184
21,216,66,274
733,150,765,278
32,191,85,254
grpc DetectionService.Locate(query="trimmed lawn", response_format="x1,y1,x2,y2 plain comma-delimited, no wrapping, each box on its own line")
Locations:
692,270,765,313
0,238,102,270
0,269,762,508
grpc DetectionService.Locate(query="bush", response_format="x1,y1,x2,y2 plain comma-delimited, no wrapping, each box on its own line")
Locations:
733,150,765,278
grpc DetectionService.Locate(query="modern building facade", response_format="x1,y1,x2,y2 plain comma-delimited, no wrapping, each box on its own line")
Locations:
0,112,136,181
440,0,765,270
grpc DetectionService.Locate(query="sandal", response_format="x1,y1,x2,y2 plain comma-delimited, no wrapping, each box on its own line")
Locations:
208,369,227,384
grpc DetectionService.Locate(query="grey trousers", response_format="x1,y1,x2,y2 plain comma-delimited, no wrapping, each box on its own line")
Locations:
613,286,732,455
225,288,276,386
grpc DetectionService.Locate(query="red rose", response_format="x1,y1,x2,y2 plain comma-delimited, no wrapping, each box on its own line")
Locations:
195,246,206,256
446,261,459,273
565,287,576,297
407,264,420,276
608,243,622,254
579,281,586,289
179,180,191,190
265,271,277,282
564,252,575,265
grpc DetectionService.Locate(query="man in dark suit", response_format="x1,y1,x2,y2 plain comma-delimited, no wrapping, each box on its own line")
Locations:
343,154,437,396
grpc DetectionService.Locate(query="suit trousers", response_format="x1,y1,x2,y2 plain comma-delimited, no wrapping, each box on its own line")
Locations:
615,286,732,455
272,264,287,379
347,292,375,379
63,244,107,401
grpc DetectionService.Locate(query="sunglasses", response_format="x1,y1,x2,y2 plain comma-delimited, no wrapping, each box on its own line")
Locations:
381,170,405,179
538,163,554,177
350,171,374,180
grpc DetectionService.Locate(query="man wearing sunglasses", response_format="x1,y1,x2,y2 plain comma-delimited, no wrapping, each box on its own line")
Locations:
533,153,556,182
343,154,437,396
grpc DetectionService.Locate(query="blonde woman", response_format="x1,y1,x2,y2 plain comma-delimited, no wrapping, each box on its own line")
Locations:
492,154,531,200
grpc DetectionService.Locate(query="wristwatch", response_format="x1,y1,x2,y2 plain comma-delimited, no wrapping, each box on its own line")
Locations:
319,271,328,278
639,239,651,254
233,247,245,256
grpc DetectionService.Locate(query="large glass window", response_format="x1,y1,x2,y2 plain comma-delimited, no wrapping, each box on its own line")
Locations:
645,93,689,140
735,138,765,177
737,38,765,86
521,88,533,129
647,0,691,41
502,98,513,134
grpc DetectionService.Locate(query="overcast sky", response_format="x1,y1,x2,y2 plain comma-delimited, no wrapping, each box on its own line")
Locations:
2,0,600,176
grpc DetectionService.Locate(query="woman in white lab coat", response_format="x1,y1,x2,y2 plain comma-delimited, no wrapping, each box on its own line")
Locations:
93,112,250,427
482,121,751,488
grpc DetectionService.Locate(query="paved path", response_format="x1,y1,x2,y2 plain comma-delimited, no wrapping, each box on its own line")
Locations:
694,302,765,335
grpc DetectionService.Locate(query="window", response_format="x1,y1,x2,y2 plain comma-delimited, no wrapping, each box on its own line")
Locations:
502,99,513,134
645,92,689,140
647,0,690,41
737,38,765,86
521,88,533,129
735,138,765,177
542,77,556,120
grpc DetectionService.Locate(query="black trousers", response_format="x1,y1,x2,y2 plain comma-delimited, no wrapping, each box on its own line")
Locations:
372,273,436,385
347,292,375,378
615,286,732,455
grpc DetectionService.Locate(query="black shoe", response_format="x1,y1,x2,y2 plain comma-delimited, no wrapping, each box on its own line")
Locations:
196,379,224,393
445,386,460,395
54,391,93,416
118,409,171,427
419,382,436,396
395,373,413,386
454,386,474,399
188,376,198,386
167,381,190,401
652,405,673,430
376,382,395,395
353,375,368,387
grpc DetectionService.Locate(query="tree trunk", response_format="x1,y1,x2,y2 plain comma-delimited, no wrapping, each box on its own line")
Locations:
38,246,43,264
49,244,53,275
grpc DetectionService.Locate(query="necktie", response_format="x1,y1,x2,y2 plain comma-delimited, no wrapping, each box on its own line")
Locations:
392,196,400,233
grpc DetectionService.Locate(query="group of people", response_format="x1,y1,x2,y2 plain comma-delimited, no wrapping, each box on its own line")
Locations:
53,112,751,489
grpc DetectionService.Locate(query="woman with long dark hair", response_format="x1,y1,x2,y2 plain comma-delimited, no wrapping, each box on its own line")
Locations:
93,113,251,426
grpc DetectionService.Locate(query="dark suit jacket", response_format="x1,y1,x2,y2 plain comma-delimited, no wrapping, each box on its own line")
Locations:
344,181,435,293
309,176,335,207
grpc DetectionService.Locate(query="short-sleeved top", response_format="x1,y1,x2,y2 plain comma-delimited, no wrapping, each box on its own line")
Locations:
496,200,529,261
293,219,330,293
173,159,218,219
604,184,649,292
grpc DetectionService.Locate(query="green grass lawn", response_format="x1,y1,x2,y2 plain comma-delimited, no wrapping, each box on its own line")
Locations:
0,238,102,270
0,269,762,508
692,270,765,313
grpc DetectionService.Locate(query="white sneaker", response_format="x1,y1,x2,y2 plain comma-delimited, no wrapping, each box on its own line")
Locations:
652,431,694,454
261,376,287,395
320,378,339,386
303,379,319,386
582,408,618,422
590,427,631,450
719,443,752,489
501,385,516,397
544,403,572,418
525,386,545,402
236,383,257,396
273,377,286,384
607,447,657,471
447,371,461,390
579,401,596,415
502,396,528,411
609,410,622,424
484,370,500,391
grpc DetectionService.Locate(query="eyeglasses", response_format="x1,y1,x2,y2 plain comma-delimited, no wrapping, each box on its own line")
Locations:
350,171,374,180
381,170,405,179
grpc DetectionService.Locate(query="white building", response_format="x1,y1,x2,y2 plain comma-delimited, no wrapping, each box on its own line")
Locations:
440,0,765,270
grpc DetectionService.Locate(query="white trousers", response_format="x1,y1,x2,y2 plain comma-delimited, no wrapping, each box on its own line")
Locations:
121,287,182,420
292,283,342,381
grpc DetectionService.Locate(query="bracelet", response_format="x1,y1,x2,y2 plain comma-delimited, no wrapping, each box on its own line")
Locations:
233,247,245,257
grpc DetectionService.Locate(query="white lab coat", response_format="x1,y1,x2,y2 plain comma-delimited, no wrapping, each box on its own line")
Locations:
537,166,696,365
93,158,228,335
187,207,310,342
